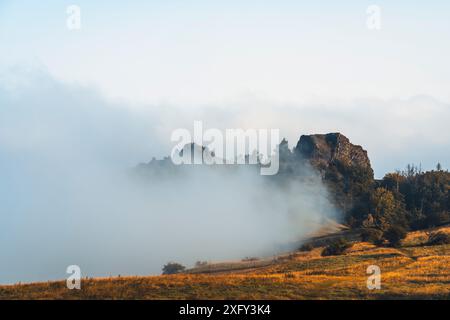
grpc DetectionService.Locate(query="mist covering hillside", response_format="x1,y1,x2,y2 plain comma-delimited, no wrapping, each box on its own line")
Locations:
0,71,449,284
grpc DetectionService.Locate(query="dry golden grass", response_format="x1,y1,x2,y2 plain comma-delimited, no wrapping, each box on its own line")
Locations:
403,226,450,246
1,227,449,300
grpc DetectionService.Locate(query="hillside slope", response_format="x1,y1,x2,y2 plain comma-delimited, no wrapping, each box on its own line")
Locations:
1,226,449,300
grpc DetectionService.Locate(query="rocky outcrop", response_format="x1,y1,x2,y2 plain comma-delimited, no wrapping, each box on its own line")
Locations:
289,133,374,221
294,133,372,173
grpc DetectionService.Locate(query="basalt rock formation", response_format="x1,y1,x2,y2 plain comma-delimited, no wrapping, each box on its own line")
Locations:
297,133,373,224
294,132,372,175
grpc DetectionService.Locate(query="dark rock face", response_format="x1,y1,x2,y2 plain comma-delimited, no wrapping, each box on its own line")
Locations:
294,133,372,173
288,133,375,225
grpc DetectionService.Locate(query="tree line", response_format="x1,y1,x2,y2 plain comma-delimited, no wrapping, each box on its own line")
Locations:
327,162,449,232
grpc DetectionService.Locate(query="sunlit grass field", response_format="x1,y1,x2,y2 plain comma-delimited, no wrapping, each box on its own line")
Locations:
1,227,449,300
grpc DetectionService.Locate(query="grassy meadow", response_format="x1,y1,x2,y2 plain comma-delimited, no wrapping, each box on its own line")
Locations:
1,226,449,300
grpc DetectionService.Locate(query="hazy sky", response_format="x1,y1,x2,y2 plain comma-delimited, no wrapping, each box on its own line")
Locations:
1,1,450,173
1,0,450,104
1,1,449,175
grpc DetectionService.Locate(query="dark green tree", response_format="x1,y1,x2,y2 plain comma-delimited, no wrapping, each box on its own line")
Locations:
162,262,186,275
383,225,407,247
368,187,407,231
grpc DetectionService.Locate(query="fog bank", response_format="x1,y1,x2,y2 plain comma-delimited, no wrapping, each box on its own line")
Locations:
0,70,336,284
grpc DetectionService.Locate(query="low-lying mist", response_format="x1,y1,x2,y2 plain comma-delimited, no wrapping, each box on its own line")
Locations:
0,69,339,284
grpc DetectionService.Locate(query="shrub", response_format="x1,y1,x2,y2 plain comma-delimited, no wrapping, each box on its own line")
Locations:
195,261,208,268
360,228,384,245
162,262,186,275
383,225,407,247
427,232,450,246
321,238,352,256
298,243,314,252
